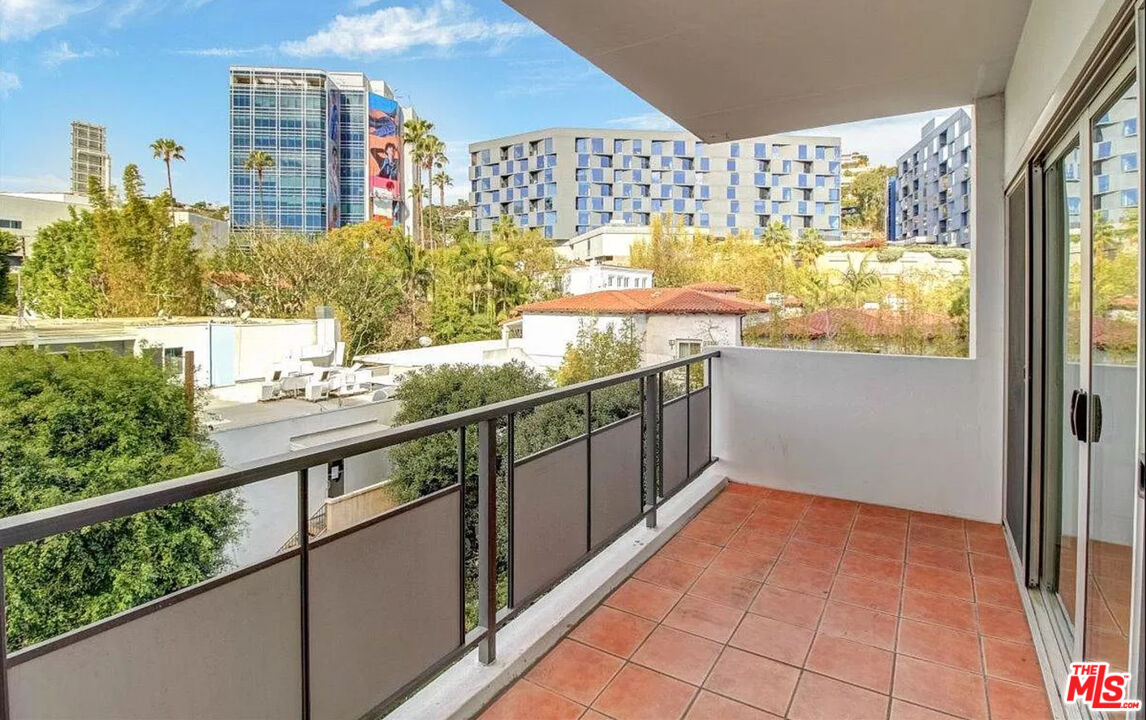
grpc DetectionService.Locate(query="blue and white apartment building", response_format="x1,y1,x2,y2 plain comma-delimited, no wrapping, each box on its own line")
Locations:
893,109,973,246
228,66,413,233
468,129,842,241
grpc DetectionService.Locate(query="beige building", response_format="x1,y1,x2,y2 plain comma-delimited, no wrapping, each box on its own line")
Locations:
0,192,92,265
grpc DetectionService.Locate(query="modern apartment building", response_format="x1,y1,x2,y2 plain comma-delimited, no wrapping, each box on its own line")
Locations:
70,121,110,196
468,129,842,241
229,66,413,234
893,108,973,246
1085,82,1139,229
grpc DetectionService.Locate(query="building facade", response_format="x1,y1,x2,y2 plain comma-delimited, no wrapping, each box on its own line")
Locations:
469,129,842,241
0,192,92,267
229,66,413,234
70,121,110,196
1086,83,1139,229
894,108,973,247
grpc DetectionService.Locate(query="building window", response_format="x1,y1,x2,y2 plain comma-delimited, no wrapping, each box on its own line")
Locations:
0,219,22,229
675,340,703,358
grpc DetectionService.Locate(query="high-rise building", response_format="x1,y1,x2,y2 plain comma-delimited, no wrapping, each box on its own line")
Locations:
228,66,413,233
1084,84,1139,229
71,121,110,196
893,109,973,247
468,129,842,241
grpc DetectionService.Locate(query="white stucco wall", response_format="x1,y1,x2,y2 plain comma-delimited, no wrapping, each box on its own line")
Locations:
520,313,638,366
643,314,741,364
563,265,653,295
708,97,1006,523
1003,0,1126,180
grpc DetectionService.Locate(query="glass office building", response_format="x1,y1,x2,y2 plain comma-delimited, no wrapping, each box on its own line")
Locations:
229,66,408,233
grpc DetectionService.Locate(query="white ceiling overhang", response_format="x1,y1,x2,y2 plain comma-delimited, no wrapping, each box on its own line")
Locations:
504,0,1032,140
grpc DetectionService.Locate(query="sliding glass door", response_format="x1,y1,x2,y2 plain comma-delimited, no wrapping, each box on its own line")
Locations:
1034,57,1140,690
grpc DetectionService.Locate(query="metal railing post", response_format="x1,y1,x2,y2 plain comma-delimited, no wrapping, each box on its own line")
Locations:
585,392,592,551
297,468,311,720
685,363,692,481
477,418,497,664
505,414,515,610
706,356,714,464
456,426,466,647
643,373,659,528
0,548,9,720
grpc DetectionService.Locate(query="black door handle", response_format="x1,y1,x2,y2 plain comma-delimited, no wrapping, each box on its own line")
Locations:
1070,390,1087,440
1090,393,1102,443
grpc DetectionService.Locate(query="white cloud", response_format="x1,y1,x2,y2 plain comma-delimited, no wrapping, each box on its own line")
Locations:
0,69,19,96
175,44,271,57
0,172,70,192
606,111,682,132
41,41,111,66
0,0,93,41
791,107,968,166
281,0,537,57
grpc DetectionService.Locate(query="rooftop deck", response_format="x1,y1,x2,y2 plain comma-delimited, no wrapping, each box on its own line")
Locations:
480,482,1050,720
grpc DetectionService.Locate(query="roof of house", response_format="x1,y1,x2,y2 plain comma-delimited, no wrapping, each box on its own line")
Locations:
748,307,955,340
517,288,769,316
685,282,741,294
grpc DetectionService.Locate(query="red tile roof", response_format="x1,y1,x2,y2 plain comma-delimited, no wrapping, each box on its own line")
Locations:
747,307,955,340
517,288,770,316
685,282,742,294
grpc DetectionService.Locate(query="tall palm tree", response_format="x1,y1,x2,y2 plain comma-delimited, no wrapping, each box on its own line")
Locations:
387,234,431,334
475,242,517,322
421,135,446,248
432,170,453,242
244,151,275,226
150,138,185,203
839,254,882,307
402,117,434,246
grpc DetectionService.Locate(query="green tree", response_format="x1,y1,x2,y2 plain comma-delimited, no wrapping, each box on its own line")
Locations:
0,348,243,650
244,151,275,226
838,254,882,307
842,165,896,232
795,228,827,267
20,210,102,317
150,138,185,203
0,230,19,311
555,319,642,386
432,170,453,241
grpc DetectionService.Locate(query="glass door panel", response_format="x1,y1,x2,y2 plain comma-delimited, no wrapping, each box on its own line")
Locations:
1043,142,1083,645
1084,77,1139,671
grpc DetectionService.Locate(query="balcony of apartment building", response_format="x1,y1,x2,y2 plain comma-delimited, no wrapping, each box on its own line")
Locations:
3,1,1146,720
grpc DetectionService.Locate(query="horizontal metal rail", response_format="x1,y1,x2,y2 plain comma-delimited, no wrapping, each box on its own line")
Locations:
0,351,719,549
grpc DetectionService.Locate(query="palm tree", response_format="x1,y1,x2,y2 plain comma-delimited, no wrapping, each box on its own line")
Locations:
475,242,517,322
244,151,275,226
839,254,882,307
387,234,431,334
795,228,827,267
421,135,446,248
402,117,434,246
150,138,185,203
432,170,453,242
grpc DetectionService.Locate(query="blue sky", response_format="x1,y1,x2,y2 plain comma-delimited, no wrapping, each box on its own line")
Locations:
0,0,961,205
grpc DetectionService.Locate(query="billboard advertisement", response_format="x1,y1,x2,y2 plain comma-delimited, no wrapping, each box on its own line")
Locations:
368,93,402,226
326,89,341,230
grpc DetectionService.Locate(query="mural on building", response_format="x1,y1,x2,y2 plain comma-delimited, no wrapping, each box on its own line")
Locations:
327,89,341,230
368,93,402,226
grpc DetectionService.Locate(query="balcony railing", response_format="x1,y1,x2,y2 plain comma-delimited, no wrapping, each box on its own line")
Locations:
0,351,718,720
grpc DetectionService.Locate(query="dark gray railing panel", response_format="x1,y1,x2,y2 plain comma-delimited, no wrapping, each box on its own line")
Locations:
512,439,588,607
308,488,461,720
8,557,301,720
662,396,689,495
689,387,712,476
590,416,643,547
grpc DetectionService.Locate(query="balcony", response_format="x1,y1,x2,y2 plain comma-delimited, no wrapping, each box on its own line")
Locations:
0,345,1056,720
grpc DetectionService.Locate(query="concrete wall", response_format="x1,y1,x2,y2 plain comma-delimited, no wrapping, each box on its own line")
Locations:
709,96,1006,523
0,193,91,263
1003,0,1127,181
520,313,638,366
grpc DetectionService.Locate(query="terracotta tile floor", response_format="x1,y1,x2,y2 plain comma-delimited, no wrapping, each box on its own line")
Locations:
478,482,1054,720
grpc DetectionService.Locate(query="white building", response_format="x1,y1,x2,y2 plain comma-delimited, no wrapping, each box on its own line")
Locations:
0,192,92,265
557,222,651,265
563,263,653,295
0,314,340,389
515,285,767,366
172,209,230,249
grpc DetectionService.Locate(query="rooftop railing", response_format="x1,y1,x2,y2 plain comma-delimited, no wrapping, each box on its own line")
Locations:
0,350,719,720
